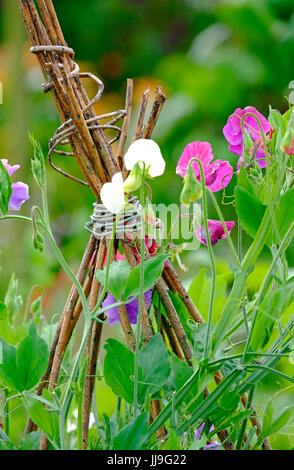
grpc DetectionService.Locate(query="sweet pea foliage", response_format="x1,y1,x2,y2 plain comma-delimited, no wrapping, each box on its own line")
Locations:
1,98,294,453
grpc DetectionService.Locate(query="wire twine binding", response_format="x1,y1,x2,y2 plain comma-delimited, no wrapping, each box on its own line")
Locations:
85,196,142,239
30,45,126,186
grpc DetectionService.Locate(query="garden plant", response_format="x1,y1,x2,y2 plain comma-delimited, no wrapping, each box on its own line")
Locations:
0,0,294,452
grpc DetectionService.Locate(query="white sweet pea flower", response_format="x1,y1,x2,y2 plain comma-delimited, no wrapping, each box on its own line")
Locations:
124,138,165,177
100,172,126,214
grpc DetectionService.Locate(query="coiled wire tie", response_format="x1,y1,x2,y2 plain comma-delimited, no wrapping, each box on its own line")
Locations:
85,196,142,239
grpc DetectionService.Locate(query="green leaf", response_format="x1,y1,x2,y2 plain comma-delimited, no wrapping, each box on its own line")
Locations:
250,277,294,351
218,387,241,412
269,106,288,134
0,439,15,450
18,432,41,450
268,408,294,436
0,426,15,450
96,260,131,300
262,399,274,437
0,322,49,392
275,187,294,241
193,323,213,361
123,254,169,300
138,333,170,399
166,353,193,394
216,409,253,430
262,405,294,438
0,302,7,320
112,412,149,450
235,185,294,245
189,433,207,450
237,165,255,194
0,340,19,391
163,429,181,450
209,387,242,425
0,317,27,345
174,369,243,436
234,185,266,239
16,322,49,392
168,291,193,344
103,413,118,450
0,160,12,216
27,399,58,443
188,269,232,324
104,339,140,404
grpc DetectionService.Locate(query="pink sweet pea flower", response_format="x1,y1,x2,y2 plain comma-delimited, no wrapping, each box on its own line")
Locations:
1,159,29,211
223,106,270,167
176,141,233,192
195,219,235,246
102,250,125,267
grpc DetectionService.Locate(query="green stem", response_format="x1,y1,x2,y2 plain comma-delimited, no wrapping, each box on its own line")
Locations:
238,218,242,261
242,221,294,363
193,158,216,358
236,385,254,450
59,214,120,449
209,190,241,268
134,168,146,418
77,397,83,451
212,269,247,353
0,214,90,321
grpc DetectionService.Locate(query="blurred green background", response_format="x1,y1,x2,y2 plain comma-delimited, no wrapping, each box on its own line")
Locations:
0,0,294,448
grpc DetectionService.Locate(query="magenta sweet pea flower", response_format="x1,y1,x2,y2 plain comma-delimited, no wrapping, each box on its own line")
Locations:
223,106,270,167
195,219,235,246
176,141,233,193
102,290,152,325
1,159,29,211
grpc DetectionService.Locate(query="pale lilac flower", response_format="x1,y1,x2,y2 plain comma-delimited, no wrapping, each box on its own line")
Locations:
1,159,29,211
223,106,270,167
195,219,235,246
195,423,222,451
102,290,153,325
176,141,233,192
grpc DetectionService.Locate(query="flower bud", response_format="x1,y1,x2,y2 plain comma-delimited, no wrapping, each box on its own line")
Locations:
242,127,253,164
123,162,143,193
180,163,202,206
281,109,294,155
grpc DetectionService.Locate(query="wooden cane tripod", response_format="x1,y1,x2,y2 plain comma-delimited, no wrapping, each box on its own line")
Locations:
17,0,270,451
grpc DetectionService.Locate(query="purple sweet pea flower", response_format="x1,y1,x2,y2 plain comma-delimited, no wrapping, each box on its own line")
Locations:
176,141,233,193
195,423,222,451
1,159,29,211
195,219,235,246
102,290,153,325
223,106,270,167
